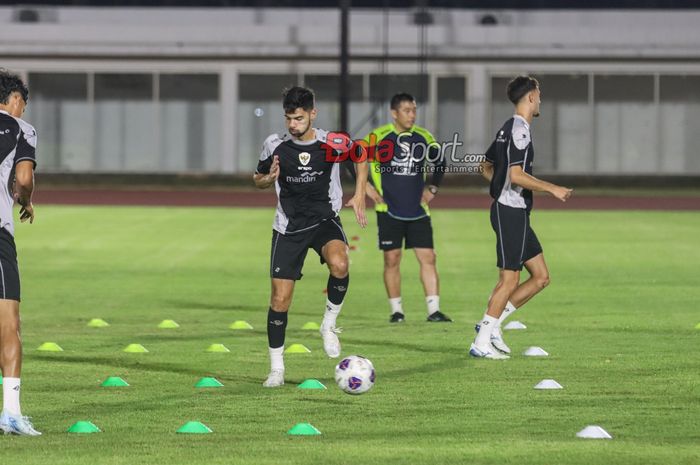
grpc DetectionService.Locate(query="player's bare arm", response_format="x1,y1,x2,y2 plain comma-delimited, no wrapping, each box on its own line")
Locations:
346,158,368,228
13,160,35,224
509,165,572,202
253,155,279,189
366,183,385,206
480,160,494,182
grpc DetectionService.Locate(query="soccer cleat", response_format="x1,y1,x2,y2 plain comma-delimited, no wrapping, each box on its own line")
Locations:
469,343,510,360
320,326,342,358
389,312,405,323
475,324,511,355
426,311,453,322
0,410,42,436
262,369,285,388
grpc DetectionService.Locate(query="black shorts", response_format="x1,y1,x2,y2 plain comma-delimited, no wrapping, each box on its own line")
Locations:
490,201,543,271
0,228,20,301
270,217,348,281
377,212,434,251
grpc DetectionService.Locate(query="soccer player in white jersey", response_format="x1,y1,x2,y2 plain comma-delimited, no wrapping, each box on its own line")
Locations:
470,76,572,359
253,87,367,387
0,70,40,435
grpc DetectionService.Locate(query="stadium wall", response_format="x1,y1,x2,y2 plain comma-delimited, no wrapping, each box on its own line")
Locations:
1,6,699,181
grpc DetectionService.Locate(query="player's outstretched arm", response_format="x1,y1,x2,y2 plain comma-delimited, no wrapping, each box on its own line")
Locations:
509,165,573,202
253,155,280,189
14,160,35,223
345,159,368,228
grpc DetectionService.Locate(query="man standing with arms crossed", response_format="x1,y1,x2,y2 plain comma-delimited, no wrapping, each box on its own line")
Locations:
364,93,452,324
470,76,572,359
254,86,367,387
0,70,40,435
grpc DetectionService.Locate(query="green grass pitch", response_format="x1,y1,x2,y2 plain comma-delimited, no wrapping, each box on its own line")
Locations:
4,205,699,464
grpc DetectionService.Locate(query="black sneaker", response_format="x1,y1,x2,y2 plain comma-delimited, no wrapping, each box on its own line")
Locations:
426,311,453,322
389,312,405,323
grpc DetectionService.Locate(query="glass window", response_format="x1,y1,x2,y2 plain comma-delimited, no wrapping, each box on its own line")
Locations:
437,77,466,166
238,74,298,172
491,74,590,174
25,73,90,172
659,75,700,174
304,74,364,136
159,74,220,173
369,74,428,104
364,74,430,138
594,75,656,173
94,73,156,172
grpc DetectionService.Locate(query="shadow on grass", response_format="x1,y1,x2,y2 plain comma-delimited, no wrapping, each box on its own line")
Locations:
163,300,260,312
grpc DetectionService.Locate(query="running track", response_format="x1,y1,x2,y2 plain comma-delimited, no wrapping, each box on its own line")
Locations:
34,189,700,210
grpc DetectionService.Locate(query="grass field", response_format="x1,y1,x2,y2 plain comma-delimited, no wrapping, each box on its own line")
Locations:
3,205,699,464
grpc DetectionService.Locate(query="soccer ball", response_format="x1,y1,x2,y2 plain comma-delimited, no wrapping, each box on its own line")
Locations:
335,355,375,395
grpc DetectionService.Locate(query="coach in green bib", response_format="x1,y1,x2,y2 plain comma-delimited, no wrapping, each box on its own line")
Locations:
363,93,452,323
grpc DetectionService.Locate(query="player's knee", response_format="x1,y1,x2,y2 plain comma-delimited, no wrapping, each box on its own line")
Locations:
270,294,292,311
383,251,401,269
536,273,550,289
500,274,519,293
420,250,436,266
329,258,349,278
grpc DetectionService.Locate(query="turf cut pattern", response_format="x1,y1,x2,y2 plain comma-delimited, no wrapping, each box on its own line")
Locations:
6,206,699,465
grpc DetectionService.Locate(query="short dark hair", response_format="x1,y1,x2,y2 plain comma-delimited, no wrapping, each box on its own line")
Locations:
0,69,29,104
282,86,314,113
390,92,415,110
506,75,539,105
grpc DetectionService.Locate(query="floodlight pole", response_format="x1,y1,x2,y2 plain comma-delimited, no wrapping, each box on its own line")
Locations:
339,0,350,132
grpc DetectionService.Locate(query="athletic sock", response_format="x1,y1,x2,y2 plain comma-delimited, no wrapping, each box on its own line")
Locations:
426,295,440,316
497,301,517,327
326,274,349,305
389,297,403,315
474,314,498,348
268,347,284,372
267,308,288,349
322,300,342,330
2,377,21,416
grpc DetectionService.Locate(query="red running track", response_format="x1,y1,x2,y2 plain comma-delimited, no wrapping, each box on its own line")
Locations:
34,189,700,211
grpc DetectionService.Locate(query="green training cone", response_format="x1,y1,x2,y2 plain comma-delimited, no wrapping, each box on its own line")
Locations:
195,377,224,388
177,421,213,434
297,379,327,390
158,319,180,329
301,322,320,330
100,376,129,387
87,318,110,328
229,320,253,330
67,421,102,434
285,343,311,354
37,342,63,352
206,344,230,353
287,423,322,435
123,343,148,353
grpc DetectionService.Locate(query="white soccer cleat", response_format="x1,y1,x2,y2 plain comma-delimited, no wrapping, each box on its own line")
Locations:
475,324,511,355
469,343,510,360
489,326,511,355
320,326,342,358
0,410,42,436
262,369,285,388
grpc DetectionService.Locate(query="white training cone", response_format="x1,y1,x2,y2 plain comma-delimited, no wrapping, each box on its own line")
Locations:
504,321,527,330
534,379,563,390
576,425,612,439
523,346,549,357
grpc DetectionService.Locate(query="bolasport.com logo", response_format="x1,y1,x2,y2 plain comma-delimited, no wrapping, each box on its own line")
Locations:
320,131,486,174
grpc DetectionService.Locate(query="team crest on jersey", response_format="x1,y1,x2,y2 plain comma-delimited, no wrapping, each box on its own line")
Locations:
298,152,311,166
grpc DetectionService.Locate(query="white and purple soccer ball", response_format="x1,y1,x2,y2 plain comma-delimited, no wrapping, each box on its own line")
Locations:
335,355,375,395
